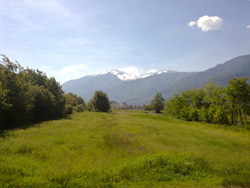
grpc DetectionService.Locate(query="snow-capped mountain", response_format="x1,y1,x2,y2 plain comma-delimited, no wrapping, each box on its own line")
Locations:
62,55,250,105
140,70,168,79
97,69,168,81
98,69,139,80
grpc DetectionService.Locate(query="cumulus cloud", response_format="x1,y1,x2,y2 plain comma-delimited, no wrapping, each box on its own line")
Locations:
51,64,88,83
188,15,223,32
247,25,250,29
117,66,140,77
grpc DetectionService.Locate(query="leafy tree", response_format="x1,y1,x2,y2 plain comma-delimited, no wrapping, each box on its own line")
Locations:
165,89,204,120
0,55,29,128
165,94,184,118
65,92,86,113
151,92,165,113
213,107,228,124
0,55,68,130
198,107,209,122
165,77,250,126
203,80,228,124
225,77,250,125
32,86,54,121
91,91,110,112
87,99,94,111
204,79,225,107
46,78,66,118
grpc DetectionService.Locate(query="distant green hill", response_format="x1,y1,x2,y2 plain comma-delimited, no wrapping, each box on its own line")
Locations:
62,55,250,105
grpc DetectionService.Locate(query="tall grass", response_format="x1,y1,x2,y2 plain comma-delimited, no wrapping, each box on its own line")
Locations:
0,111,249,187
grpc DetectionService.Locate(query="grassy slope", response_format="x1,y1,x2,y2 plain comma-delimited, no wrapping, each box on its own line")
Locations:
0,111,250,188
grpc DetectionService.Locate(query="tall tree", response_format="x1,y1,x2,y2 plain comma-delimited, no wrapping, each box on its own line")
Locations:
225,77,250,125
91,91,110,112
0,55,69,130
203,80,227,124
65,92,86,113
151,92,165,113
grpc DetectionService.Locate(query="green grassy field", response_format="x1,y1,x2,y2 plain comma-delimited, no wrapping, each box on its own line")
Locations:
0,111,250,188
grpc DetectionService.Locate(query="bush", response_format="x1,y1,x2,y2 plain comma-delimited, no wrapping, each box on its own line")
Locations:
64,93,86,113
75,104,85,112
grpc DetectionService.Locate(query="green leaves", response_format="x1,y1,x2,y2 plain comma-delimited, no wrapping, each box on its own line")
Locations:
0,55,67,130
165,77,250,126
151,92,165,113
90,91,111,112
225,77,250,125
64,93,86,114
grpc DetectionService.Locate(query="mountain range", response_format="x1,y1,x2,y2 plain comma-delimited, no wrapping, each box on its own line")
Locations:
62,54,250,105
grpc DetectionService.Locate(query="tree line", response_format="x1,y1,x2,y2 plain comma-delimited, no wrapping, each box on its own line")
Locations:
1,55,249,130
0,55,85,131
165,78,250,126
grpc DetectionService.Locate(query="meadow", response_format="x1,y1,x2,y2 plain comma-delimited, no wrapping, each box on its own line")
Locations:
0,111,250,188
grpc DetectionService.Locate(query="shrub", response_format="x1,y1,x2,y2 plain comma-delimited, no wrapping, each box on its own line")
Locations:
75,104,85,112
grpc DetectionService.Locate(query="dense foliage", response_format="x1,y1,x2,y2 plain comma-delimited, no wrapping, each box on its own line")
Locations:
65,92,86,114
88,90,110,112
151,92,165,113
165,78,250,126
0,55,84,130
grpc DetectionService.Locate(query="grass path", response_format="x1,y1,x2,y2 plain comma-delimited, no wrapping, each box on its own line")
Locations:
0,111,250,187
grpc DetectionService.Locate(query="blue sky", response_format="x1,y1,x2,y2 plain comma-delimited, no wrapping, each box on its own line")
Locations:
1,0,250,83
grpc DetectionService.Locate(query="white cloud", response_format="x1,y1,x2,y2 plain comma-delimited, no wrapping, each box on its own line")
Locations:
247,25,250,29
187,21,196,27
47,64,88,83
188,15,223,32
117,66,140,77
60,64,86,73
